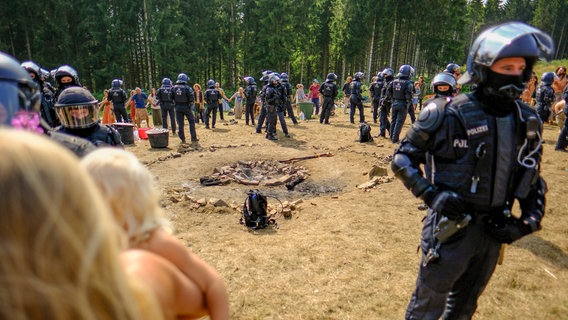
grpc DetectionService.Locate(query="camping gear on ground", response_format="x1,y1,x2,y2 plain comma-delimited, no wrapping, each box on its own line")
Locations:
240,190,282,230
359,122,373,142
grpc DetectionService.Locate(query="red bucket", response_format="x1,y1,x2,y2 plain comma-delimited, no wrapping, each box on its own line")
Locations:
138,127,151,140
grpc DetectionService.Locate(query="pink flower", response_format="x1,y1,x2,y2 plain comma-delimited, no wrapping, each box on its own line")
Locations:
11,111,44,134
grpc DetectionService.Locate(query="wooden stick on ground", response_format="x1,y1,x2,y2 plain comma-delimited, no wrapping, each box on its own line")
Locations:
279,152,334,164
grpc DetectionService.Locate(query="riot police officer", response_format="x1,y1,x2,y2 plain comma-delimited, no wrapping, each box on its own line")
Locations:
157,78,176,134
53,65,81,103
384,65,414,143
1,51,96,156
21,60,59,127
535,71,555,123
265,73,281,140
255,70,272,134
54,86,123,147
391,22,552,319
443,63,460,78
171,73,198,143
319,73,338,124
204,79,220,129
280,73,298,125
349,71,365,124
108,79,129,123
244,76,257,126
274,73,290,137
429,72,457,99
378,68,394,138
369,72,384,124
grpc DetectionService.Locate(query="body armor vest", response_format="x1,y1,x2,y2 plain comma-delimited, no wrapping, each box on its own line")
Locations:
158,87,173,103
392,79,410,101
322,82,334,97
173,85,191,105
109,88,126,104
245,85,257,101
205,89,220,105
427,96,538,212
535,85,554,107
350,81,361,96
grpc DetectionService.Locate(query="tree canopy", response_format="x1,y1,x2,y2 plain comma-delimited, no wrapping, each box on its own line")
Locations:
2,0,567,91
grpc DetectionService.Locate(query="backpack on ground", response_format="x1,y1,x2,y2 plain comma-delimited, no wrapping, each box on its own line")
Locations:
240,189,278,230
359,122,373,143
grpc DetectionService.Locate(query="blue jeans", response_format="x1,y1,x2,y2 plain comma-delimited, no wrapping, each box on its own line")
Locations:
312,97,320,115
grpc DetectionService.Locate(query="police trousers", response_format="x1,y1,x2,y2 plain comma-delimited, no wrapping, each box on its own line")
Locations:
390,101,408,143
406,209,501,320
175,105,197,141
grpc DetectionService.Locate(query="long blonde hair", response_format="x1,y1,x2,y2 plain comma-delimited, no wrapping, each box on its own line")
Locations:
81,148,169,246
0,129,152,319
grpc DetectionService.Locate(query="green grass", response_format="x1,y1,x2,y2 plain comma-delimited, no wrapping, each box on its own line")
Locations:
533,59,568,78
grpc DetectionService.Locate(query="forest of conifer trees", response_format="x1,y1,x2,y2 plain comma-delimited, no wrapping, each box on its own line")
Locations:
2,0,567,91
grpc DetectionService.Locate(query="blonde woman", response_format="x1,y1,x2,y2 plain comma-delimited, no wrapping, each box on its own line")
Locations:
229,87,246,119
0,129,161,320
81,148,230,320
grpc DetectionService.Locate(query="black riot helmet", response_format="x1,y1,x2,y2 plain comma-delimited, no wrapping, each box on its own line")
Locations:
39,68,50,80
280,73,289,82
459,21,554,86
260,70,273,83
397,65,413,78
541,72,555,85
161,78,172,87
326,73,337,82
377,72,384,81
269,73,280,85
432,72,457,96
444,63,461,76
21,61,41,81
111,79,122,88
207,79,215,88
354,72,364,80
382,68,394,80
54,86,100,129
176,73,189,84
245,76,256,85
54,65,81,87
0,51,42,130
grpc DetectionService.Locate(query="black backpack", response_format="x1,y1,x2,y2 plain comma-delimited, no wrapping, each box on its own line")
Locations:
240,190,278,230
359,122,373,143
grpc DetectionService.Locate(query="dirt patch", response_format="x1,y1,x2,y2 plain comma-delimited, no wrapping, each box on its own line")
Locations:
129,108,568,319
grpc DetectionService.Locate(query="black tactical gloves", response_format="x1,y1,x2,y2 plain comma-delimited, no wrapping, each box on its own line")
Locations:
422,187,466,220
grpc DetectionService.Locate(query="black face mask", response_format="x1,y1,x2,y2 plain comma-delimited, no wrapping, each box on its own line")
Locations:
484,68,525,102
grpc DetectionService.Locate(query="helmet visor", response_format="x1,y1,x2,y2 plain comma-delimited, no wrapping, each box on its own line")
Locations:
55,104,99,129
473,22,554,68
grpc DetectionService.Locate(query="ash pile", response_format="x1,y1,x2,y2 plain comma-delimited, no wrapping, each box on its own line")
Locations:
199,160,309,189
